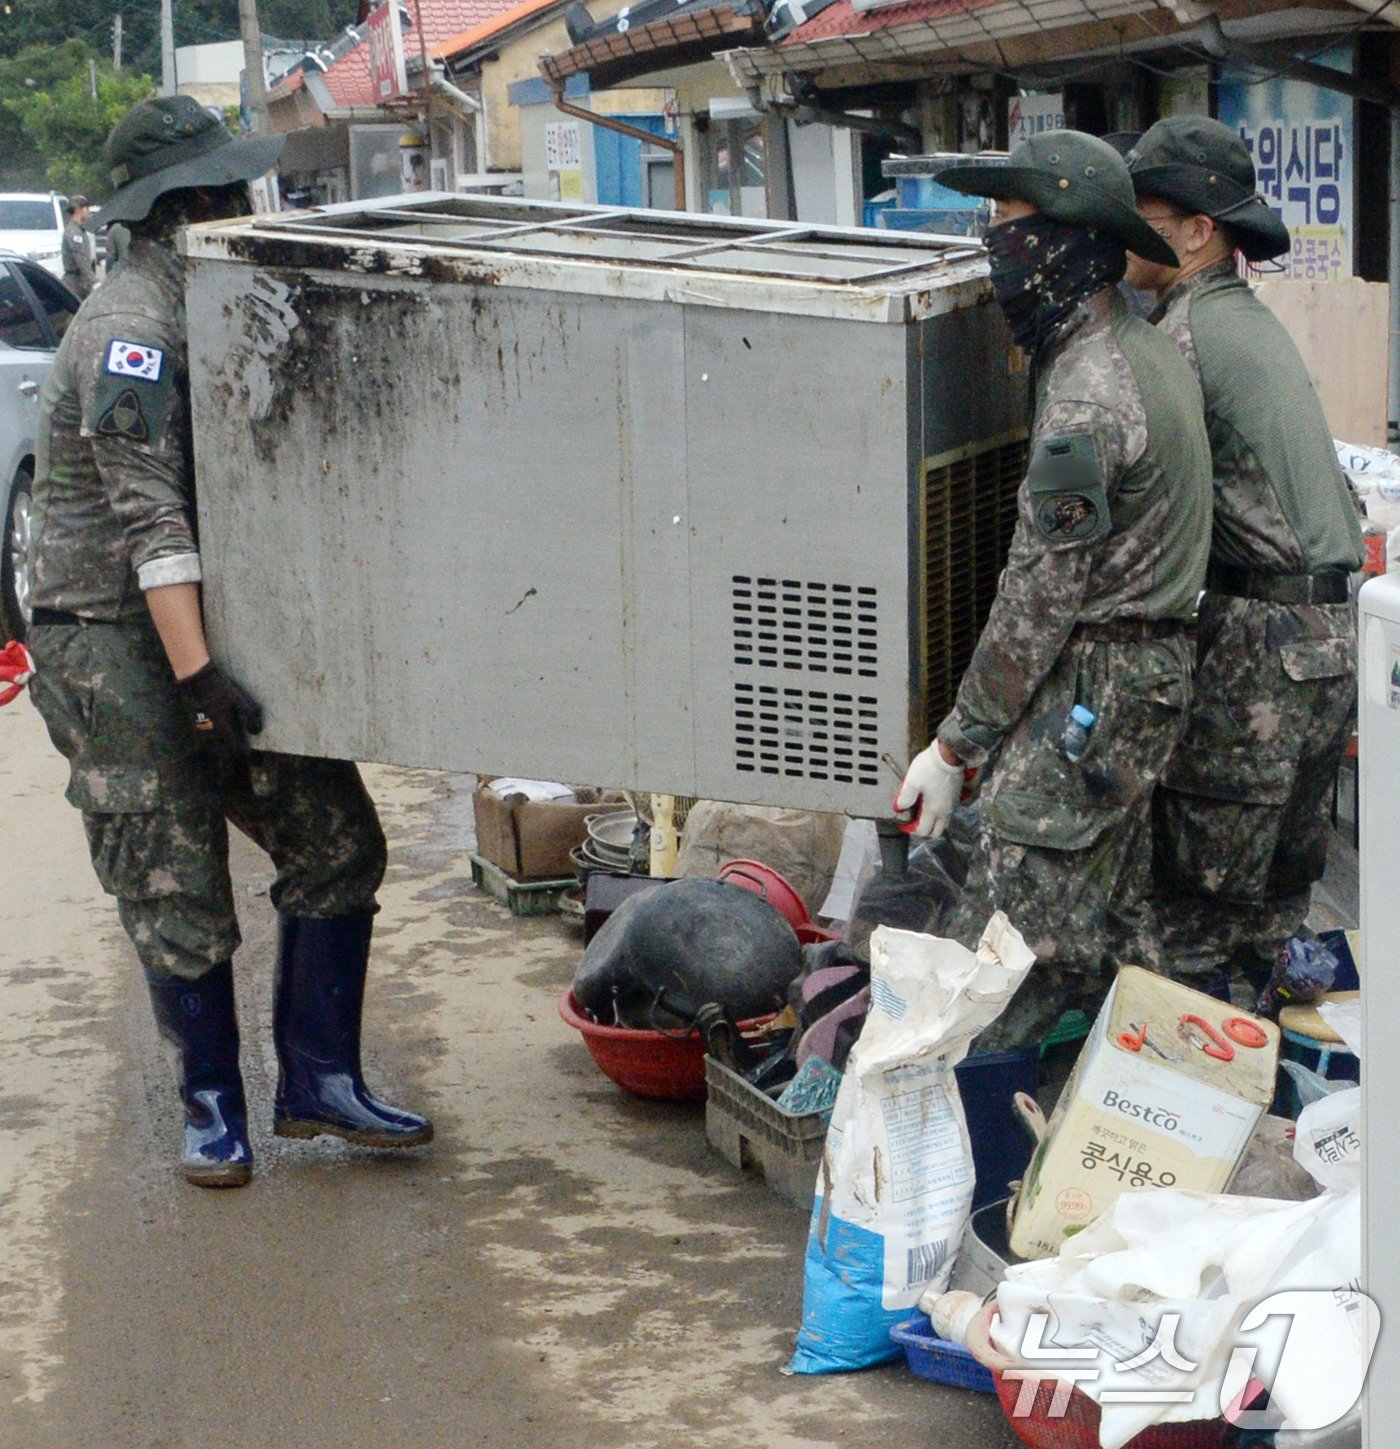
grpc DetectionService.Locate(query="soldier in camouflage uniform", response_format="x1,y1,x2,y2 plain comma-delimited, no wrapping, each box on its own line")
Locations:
897,132,1213,1050
61,195,97,299
25,96,432,1188
1125,117,1363,995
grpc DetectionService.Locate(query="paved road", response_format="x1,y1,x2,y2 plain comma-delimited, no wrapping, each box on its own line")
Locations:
0,698,1020,1449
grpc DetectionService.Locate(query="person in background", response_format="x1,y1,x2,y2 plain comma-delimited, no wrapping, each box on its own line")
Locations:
24,96,433,1189
896,131,1213,1050
104,219,131,273
61,194,97,298
1125,116,1363,1002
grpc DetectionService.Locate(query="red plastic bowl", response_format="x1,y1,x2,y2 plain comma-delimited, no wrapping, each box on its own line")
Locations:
558,990,775,1103
716,859,811,930
967,1306,1232,1449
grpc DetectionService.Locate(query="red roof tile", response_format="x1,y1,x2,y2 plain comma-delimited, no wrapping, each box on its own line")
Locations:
433,0,562,60
785,0,1000,45
271,0,526,108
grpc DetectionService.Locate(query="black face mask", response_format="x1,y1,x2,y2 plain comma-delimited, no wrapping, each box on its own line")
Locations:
984,214,1127,352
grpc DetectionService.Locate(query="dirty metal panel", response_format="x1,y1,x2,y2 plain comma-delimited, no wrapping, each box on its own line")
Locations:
186,200,992,326
682,306,912,816
187,257,694,787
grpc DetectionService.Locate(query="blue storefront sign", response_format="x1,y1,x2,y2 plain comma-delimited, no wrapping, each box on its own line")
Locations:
1217,48,1355,281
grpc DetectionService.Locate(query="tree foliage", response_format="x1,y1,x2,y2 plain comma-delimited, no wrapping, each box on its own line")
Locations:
5,48,156,198
0,2,359,194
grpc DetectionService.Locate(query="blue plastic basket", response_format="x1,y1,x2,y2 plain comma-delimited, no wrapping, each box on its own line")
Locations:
889,1313,995,1394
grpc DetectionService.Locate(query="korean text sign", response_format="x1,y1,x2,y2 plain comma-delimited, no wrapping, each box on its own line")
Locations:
1217,49,1354,281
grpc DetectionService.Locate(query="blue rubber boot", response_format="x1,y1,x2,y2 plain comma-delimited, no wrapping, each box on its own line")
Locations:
145,961,253,1188
272,915,433,1148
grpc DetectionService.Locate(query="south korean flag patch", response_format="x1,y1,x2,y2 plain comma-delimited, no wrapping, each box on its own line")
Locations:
105,339,164,382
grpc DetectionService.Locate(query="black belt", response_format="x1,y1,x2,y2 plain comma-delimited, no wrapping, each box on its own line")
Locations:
1073,618,1193,643
30,607,118,627
1206,565,1350,605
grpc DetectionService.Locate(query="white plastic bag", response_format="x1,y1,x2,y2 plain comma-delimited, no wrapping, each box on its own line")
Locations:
1292,1086,1361,1193
989,1182,1368,1449
787,913,1033,1374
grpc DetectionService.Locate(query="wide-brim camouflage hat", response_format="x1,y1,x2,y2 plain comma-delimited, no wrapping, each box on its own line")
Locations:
101,95,284,224
936,129,1179,268
1127,115,1291,261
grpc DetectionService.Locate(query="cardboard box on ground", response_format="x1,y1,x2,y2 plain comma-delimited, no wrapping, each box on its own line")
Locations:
472,780,627,880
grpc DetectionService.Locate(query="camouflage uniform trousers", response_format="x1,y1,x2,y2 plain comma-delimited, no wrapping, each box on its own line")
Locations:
1151,593,1355,984
943,630,1193,1052
27,618,386,982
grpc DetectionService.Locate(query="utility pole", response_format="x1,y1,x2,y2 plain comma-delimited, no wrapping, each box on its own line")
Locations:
113,14,122,72
160,0,175,94
238,0,268,133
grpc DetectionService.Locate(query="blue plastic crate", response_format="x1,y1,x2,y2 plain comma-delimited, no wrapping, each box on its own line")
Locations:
889,1313,995,1394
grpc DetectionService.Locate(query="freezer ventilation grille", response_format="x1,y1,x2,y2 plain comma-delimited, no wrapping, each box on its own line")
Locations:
733,683,880,785
731,576,879,677
922,436,1028,735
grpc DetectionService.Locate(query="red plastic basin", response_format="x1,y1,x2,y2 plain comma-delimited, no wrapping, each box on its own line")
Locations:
716,859,811,930
967,1306,1233,1449
558,989,775,1103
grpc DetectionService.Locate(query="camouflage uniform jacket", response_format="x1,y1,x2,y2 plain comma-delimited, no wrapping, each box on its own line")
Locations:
1153,258,1363,573
61,218,96,298
29,237,201,621
937,287,1212,765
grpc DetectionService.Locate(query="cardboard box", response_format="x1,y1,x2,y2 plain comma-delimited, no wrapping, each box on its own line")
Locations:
1009,967,1280,1260
472,783,625,881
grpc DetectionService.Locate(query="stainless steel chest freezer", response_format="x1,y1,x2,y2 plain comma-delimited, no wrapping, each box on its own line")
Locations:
182,194,1026,817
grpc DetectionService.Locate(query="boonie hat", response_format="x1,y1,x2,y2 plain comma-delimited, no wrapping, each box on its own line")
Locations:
101,95,284,224
1127,115,1291,262
936,130,1179,267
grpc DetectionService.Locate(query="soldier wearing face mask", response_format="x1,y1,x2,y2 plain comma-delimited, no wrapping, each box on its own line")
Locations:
896,131,1213,1049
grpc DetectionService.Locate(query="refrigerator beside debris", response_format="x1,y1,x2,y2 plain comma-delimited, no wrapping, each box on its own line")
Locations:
181,195,1024,818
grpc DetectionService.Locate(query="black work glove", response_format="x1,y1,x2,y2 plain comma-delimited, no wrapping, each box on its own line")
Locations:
177,662,264,770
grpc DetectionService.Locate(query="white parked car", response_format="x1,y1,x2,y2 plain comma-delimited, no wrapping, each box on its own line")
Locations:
0,193,68,279
0,251,80,642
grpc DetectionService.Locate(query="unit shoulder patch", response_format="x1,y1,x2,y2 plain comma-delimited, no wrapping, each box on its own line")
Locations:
1027,432,1111,547
91,354,176,448
95,387,150,441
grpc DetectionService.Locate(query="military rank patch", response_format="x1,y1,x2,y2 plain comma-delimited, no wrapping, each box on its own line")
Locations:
105,339,164,381
1027,432,1111,547
96,387,150,441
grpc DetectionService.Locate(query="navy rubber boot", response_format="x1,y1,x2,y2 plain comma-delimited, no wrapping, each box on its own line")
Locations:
145,961,253,1188
272,914,433,1148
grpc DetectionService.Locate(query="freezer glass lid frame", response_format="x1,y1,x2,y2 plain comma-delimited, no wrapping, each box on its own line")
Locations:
241,194,982,286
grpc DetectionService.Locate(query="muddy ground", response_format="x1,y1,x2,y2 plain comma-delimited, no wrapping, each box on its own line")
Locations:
0,698,1021,1449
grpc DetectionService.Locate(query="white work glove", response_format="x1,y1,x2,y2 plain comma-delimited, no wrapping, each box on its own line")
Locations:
895,743,966,839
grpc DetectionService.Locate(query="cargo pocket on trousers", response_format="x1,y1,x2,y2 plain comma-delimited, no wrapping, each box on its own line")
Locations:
67,764,180,900
1156,748,1296,902
988,789,1119,853
1279,636,1352,684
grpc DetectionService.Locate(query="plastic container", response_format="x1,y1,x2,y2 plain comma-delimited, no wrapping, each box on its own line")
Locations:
469,853,575,915
559,989,775,1103
1061,704,1095,763
966,1306,1234,1449
957,1046,1040,1209
716,858,810,930
704,1057,828,1207
889,1312,995,1393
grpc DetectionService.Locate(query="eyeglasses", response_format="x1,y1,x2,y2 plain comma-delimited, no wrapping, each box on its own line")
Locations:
1138,212,1185,243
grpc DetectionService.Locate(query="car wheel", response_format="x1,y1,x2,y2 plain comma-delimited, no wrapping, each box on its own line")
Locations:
1,464,34,643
